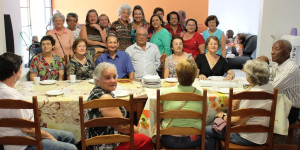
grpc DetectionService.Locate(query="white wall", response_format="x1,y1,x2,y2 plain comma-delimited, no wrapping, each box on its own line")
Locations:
0,0,7,54
2,0,22,57
208,0,260,35
257,0,300,58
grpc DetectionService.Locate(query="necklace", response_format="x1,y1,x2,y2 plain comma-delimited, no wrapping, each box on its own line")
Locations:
74,55,86,65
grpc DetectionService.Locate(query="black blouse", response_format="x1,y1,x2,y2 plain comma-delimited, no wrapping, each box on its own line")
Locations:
195,54,229,77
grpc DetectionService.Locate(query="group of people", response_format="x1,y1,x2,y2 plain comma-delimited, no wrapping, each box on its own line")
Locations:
0,3,299,150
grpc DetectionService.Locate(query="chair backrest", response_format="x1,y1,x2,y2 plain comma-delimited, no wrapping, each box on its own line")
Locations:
161,54,167,79
79,95,134,150
156,89,207,150
0,96,42,150
225,88,278,150
242,34,257,57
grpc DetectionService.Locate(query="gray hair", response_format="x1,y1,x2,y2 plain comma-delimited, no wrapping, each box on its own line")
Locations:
244,59,270,86
117,4,132,16
178,10,186,18
52,13,65,23
94,62,117,85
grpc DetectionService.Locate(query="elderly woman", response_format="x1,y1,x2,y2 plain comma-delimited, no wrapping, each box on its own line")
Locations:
205,59,273,150
203,15,226,58
86,62,153,150
66,38,95,80
164,36,193,78
149,14,172,56
0,52,77,150
182,19,205,59
160,58,204,149
66,12,81,39
110,4,133,51
47,13,74,58
131,5,149,43
196,36,234,80
80,9,107,56
30,35,64,81
99,14,111,35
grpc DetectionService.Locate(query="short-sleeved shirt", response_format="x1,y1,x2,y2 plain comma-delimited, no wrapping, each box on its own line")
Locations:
30,54,64,80
165,53,192,78
195,54,229,77
161,85,204,130
66,52,95,80
150,28,172,56
203,29,224,56
86,86,127,150
165,23,184,37
110,19,133,51
46,27,74,58
96,50,135,79
183,32,205,57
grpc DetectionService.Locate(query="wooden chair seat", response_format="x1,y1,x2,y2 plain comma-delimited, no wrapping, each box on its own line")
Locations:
220,140,268,150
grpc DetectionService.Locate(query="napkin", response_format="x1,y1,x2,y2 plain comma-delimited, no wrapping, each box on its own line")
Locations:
211,118,226,134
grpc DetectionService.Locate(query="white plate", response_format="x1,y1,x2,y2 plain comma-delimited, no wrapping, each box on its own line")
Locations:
208,76,224,81
46,90,64,96
217,88,230,94
164,78,178,83
88,79,94,84
40,80,56,85
113,90,130,97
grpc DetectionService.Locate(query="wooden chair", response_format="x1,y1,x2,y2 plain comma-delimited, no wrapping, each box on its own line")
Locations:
161,54,167,79
63,54,72,80
218,88,278,150
79,95,134,150
273,123,300,150
0,96,42,150
156,89,208,150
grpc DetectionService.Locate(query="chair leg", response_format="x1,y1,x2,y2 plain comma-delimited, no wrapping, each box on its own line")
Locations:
287,127,294,144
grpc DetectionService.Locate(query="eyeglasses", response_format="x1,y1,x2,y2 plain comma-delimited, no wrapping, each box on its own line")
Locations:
42,43,52,46
136,33,148,37
208,20,216,24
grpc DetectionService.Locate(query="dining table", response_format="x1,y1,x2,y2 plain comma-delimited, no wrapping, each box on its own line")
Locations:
15,79,148,141
137,75,293,138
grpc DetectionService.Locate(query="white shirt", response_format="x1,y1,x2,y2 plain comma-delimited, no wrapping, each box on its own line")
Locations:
125,42,161,79
71,28,81,39
239,83,274,145
270,59,300,108
0,82,34,150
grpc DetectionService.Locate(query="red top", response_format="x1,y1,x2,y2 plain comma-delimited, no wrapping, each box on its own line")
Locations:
165,23,183,37
183,32,205,57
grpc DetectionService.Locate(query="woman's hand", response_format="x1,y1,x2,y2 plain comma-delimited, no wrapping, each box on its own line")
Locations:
216,112,225,118
199,74,207,80
90,24,100,31
224,75,232,80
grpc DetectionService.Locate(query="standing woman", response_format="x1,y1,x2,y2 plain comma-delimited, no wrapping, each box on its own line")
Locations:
110,4,133,51
99,14,111,35
203,15,226,58
149,14,172,56
47,13,74,58
196,36,234,80
164,36,194,78
30,35,64,81
131,5,149,43
66,38,95,80
182,19,205,59
80,9,107,56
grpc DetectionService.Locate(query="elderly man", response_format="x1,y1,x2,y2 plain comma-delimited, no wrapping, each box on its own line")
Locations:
270,40,300,124
178,10,186,29
125,27,162,79
96,34,135,80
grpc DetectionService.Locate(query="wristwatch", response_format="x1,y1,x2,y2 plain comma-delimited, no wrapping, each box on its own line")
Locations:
222,113,227,120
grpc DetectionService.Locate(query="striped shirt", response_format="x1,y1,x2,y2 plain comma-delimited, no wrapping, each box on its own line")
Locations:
270,59,300,108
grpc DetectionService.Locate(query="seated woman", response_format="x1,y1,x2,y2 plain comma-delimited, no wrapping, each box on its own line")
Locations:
66,38,95,80
205,59,274,150
160,58,204,149
80,9,107,56
0,52,77,150
30,35,64,81
86,62,153,150
164,36,194,78
196,36,234,80
234,33,246,56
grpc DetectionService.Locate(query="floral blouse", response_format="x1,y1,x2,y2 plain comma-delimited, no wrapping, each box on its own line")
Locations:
165,53,192,78
86,86,127,150
66,52,95,80
30,54,64,80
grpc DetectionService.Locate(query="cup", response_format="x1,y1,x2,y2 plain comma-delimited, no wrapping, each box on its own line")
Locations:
70,75,76,83
34,77,40,84
291,28,297,36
